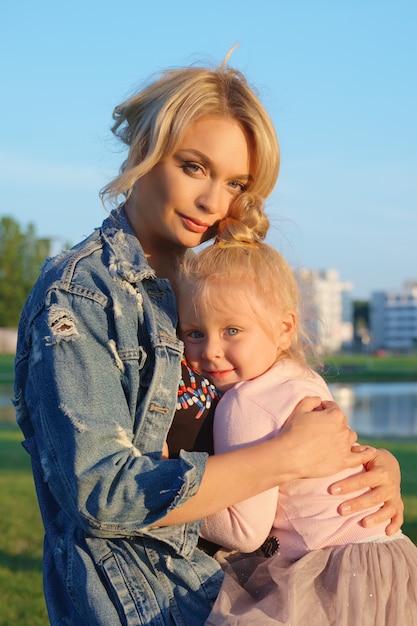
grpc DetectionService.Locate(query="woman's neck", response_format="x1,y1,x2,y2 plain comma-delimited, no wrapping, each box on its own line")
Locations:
148,250,186,285
124,194,187,283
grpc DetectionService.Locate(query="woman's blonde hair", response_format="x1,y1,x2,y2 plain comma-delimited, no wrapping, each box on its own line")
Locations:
100,52,280,205
178,193,313,367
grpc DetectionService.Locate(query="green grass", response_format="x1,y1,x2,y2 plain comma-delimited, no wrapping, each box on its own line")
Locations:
0,425,48,625
1,424,416,625
364,438,417,544
322,353,417,383
0,354,14,384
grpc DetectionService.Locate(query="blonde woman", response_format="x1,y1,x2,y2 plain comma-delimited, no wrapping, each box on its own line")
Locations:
14,56,402,625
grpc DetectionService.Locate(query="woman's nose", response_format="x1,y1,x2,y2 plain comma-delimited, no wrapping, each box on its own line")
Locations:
197,182,229,217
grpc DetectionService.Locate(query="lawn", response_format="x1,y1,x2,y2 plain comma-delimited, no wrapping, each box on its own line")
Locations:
1,422,416,625
322,353,417,383
0,425,48,625
0,354,14,384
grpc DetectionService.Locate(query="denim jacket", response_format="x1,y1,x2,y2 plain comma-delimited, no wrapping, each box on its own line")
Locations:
14,206,223,625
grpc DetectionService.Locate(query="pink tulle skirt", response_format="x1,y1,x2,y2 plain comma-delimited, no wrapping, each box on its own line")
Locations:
205,535,417,625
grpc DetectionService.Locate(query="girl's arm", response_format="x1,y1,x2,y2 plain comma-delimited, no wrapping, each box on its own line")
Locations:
200,389,281,551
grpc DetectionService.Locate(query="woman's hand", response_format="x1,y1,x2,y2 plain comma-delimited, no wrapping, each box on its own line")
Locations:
279,397,361,480
329,446,403,535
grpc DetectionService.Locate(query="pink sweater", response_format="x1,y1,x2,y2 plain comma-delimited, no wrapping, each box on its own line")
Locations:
201,360,388,560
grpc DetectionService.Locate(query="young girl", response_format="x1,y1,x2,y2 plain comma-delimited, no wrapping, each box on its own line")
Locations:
176,194,417,626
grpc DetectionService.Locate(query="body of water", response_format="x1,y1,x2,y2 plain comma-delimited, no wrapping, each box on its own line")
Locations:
329,382,417,438
2,382,417,438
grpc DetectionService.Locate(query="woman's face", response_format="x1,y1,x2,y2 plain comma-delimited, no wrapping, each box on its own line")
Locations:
128,116,253,256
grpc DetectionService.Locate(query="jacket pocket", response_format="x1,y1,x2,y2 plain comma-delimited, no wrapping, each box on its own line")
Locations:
99,549,167,626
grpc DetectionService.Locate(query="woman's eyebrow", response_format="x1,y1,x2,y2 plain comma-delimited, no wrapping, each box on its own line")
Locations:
234,173,254,184
175,149,213,167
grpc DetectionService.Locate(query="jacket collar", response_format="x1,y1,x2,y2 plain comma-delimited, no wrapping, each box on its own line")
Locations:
101,204,156,284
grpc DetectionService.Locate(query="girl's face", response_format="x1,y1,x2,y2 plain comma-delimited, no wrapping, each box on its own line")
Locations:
179,283,295,393
126,116,252,258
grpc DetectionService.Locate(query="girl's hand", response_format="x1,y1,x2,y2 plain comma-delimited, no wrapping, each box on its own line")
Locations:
329,446,403,535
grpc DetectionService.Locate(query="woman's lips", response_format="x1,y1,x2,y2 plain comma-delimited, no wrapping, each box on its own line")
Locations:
180,215,210,233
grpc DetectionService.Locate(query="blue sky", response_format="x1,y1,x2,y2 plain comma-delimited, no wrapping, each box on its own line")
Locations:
2,0,416,299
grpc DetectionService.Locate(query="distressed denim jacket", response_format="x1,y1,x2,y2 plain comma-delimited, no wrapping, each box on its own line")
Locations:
14,206,223,625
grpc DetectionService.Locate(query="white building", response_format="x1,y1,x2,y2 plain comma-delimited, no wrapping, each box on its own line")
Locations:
295,268,353,355
370,282,417,352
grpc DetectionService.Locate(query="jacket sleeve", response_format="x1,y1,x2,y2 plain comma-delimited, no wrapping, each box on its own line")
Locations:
15,286,207,537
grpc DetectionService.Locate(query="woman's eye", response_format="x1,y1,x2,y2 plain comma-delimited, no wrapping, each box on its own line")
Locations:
229,181,247,192
182,162,203,175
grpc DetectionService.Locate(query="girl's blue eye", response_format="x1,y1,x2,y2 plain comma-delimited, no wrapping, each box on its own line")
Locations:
189,330,204,339
226,327,240,336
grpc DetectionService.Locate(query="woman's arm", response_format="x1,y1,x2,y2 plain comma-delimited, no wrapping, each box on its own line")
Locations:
160,398,404,530
159,397,363,526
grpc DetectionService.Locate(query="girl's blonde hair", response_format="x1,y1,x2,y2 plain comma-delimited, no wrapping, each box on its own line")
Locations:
100,53,279,205
178,193,312,367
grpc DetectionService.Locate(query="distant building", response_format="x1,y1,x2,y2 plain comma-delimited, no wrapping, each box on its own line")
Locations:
295,268,353,354
370,282,417,352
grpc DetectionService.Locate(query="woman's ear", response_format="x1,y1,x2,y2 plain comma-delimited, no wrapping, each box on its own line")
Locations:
278,311,296,351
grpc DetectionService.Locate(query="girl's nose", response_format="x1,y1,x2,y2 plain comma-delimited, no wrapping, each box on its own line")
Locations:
201,337,223,360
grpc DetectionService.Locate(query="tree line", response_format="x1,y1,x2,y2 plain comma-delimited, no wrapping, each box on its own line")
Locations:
0,216,51,328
